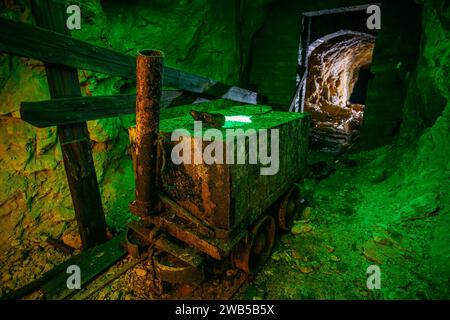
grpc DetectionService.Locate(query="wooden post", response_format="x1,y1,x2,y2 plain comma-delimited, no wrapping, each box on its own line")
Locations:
130,50,164,217
30,0,107,248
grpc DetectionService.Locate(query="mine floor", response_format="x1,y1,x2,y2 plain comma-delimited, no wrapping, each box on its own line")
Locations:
0,146,448,300
237,148,448,300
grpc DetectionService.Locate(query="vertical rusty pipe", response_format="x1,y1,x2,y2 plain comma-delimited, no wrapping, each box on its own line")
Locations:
131,49,164,217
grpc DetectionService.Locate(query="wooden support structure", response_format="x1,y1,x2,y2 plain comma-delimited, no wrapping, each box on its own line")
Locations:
288,72,307,112
20,90,206,128
130,50,164,217
0,17,265,104
30,0,107,248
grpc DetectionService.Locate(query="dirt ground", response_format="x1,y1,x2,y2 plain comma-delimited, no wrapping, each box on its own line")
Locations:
236,148,449,300
1,145,448,300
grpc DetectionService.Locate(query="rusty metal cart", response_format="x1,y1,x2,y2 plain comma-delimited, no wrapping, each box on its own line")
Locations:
125,50,310,285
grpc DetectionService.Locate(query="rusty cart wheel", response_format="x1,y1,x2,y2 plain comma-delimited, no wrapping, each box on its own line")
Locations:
231,215,276,274
277,185,301,231
153,252,204,285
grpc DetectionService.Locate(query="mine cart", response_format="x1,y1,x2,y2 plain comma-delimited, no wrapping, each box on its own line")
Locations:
127,106,310,284
1,1,310,293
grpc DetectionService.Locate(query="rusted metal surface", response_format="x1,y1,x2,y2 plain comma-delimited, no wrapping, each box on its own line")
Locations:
126,221,204,267
231,113,310,232
231,215,276,274
277,185,301,231
130,49,164,218
128,110,310,263
155,234,204,268
153,252,204,284
189,110,225,127
153,111,310,233
157,190,215,239
158,141,232,230
124,227,143,258
147,214,224,260
158,189,230,240
123,220,202,292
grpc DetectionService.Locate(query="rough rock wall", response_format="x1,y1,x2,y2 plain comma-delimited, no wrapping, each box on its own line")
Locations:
360,0,422,147
401,0,450,140
0,0,266,251
400,0,450,283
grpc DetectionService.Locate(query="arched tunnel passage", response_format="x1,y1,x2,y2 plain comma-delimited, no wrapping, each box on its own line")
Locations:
303,31,375,154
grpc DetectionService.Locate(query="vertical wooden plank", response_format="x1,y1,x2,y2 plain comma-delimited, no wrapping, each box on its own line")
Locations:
30,0,107,248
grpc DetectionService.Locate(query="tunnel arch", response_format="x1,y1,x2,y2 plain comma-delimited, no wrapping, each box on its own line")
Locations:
303,30,375,153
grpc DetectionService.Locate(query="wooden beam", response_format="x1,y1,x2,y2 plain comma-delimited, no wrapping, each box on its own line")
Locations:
302,4,380,17
30,0,107,248
41,233,127,300
20,90,207,128
0,16,265,104
0,15,135,78
0,233,126,300
69,256,142,300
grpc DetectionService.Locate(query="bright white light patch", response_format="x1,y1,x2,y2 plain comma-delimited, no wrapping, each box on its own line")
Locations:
224,115,252,123
223,115,252,128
